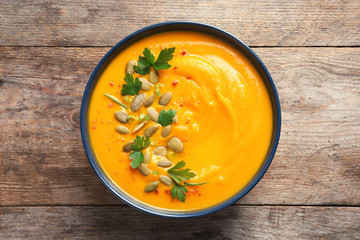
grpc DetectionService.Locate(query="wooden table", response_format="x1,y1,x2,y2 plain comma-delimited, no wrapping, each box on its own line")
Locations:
1,0,359,239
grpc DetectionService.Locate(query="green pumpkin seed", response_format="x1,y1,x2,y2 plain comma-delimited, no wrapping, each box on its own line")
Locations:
159,175,174,186
159,92,172,106
143,125,159,137
147,107,159,123
115,111,128,124
144,94,156,108
149,69,159,84
157,159,173,168
130,93,146,112
132,121,146,133
144,150,151,164
161,125,171,138
138,163,150,176
115,125,130,134
167,137,183,153
139,78,151,91
144,181,159,193
126,60,137,75
153,146,167,156
123,140,135,152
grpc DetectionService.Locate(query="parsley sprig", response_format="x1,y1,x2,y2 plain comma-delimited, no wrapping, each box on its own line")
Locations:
158,109,177,126
129,136,150,169
121,73,142,96
134,47,175,75
167,161,207,202
131,135,151,151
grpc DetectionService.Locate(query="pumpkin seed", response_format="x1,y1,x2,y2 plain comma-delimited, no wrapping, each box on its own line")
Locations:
161,125,171,138
132,121,146,133
167,137,183,153
144,94,156,108
115,125,130,134
139,78,151,91
149,69,159,84
144,181,159,193
143,125,159,137
159,175,174,186
125,60,137,75
123,140,134,152
147,107,159,123
159,92,172,106
138,163,150,176
115,111,128,124
144,150,151,164
157,159,173,168
130,93,146,112
153,146,167,156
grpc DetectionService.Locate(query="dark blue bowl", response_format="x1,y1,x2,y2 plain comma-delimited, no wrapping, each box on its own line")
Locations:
80,22,281,218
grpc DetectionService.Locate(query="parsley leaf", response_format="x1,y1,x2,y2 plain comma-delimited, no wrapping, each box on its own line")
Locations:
168,161,196,183
153,47,175,70
167,161,208,202
134,47,175,75
131,135,150,151
158,109,177,126
143,48,155,65
129,151,144,169
121,73,142,96
170,183,188,202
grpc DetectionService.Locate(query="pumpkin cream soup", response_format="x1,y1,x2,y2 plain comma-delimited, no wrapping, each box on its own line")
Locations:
88,31,273,211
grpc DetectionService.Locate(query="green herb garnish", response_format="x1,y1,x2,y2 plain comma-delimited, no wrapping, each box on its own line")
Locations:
121,73,142,96
134,47,175,75
158,109,177,126
102,93,128,109
129,136,151,169
128,115,135,122
124,96,131,103
139,114,150,122
184,182,208,186
152,170,159,175
154,88,161,97
168,161,196,183
167,161,205,202
129,151,144,169
131,136,151,151
170,183,188,202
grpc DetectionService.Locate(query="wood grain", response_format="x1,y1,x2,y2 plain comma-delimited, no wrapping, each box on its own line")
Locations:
1,0,359,47
0,47,359,206
1,206,359,239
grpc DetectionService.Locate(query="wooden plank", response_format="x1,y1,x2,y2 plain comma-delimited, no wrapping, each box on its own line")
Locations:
0,47,359,206
1,206,359,239
1,0,359,47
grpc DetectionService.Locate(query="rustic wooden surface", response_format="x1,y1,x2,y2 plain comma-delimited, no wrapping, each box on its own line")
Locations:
1,0,360,239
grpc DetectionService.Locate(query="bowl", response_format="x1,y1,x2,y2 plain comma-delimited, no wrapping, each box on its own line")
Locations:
80,22,281,218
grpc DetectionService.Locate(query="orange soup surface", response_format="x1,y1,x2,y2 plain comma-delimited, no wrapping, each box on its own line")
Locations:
88,31,273,211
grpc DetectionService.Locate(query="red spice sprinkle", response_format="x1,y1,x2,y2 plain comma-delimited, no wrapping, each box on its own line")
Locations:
108,148,111,151
180,104,183,107
116,90,120,94
110,82,114,86
91,125,97,129
181,50,187,56
174,66,178,69
108,102,113,107
186,76,191,79
165,189,170,194
172,81,178,86
154,189,159,194
186,120,190,124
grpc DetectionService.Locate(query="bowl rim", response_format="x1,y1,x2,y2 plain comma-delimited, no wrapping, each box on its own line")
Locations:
80,21,281,218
